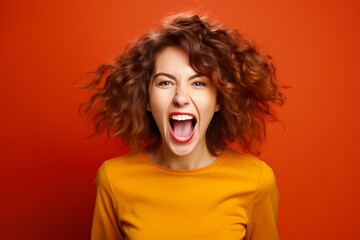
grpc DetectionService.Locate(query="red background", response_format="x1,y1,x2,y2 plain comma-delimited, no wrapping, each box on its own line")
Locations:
1,0,359,239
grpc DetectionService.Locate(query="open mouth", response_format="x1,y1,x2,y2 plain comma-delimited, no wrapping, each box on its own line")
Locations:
169,113,197,143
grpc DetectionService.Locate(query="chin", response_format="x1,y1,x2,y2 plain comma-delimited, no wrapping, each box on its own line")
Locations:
165,137,197,156
169,145,195,156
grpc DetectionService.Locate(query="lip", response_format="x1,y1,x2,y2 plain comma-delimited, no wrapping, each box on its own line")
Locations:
169,112,196,118
169,112,197,143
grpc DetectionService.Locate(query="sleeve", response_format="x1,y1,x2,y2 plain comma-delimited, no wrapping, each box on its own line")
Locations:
244,162,280,240
91,161,125,240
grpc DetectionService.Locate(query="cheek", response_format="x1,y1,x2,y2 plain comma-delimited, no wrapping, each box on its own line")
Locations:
192,91,218,110
192,91,218,125
149,90,172,123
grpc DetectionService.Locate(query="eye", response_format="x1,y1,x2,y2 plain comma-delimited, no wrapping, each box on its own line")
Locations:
158,81,174,86
192,81,207,87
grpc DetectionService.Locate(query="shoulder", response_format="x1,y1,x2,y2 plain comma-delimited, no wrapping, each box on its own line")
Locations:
96,150,145,180
225,147,266,171
225,147,278,193
256,160,278,197
105,149,145,167
106,149,145,165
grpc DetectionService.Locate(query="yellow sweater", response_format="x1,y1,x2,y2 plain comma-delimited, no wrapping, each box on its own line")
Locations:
91,147,279,240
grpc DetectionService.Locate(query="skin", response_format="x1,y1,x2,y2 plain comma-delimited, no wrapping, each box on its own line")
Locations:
146,46,221,170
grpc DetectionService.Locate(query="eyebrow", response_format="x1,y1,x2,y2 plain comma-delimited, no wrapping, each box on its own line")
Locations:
153,72,201,81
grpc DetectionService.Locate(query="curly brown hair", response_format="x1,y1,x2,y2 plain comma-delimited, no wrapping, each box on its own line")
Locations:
78,12,287,156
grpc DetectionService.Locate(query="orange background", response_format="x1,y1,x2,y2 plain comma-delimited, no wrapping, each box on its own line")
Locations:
1,0,359,239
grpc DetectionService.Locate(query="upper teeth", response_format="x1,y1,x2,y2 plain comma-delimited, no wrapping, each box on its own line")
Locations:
171,115,194,121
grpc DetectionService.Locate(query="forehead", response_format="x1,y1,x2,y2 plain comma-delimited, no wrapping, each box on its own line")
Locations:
154,46,194,73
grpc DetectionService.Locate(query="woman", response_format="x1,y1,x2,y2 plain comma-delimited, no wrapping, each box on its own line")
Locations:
80,12,286,240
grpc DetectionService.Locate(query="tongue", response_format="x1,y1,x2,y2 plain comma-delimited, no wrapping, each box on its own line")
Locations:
173,120,193,137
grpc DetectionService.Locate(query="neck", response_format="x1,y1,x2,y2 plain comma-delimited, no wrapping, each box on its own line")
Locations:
148,140,219,170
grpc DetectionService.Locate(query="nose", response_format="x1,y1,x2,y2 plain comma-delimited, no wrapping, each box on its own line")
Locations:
173,88,190,106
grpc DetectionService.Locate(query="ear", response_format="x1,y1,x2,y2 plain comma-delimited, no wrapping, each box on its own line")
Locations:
215,102,220,112
146,102,151,111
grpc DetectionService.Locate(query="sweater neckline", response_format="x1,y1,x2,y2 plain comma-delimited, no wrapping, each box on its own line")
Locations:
141,147,229,174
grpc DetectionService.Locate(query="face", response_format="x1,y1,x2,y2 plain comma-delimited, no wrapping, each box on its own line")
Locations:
147,46,220,156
